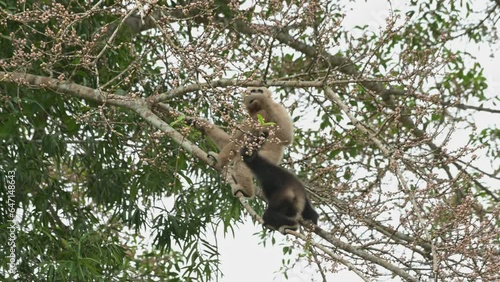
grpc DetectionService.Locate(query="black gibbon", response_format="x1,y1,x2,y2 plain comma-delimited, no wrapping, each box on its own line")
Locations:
189,87,293,198
240,140,319,233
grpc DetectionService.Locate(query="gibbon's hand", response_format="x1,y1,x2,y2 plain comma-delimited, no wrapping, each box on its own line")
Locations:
184,116,206,132
239,145,258,163
262,223,298,235
183,116,196,126
257,130,269,139
240,132,268,162
207,151,219,168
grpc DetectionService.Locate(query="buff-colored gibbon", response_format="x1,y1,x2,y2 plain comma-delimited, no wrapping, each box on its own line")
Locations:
191,87,294,198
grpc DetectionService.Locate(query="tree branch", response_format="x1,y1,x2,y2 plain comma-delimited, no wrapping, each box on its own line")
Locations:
146,78,363,104
0,71,132,108
225,20,499,202
308,226,419,282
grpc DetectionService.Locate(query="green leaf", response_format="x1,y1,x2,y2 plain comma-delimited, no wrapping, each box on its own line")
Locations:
170,115,185,126
257,114,276,126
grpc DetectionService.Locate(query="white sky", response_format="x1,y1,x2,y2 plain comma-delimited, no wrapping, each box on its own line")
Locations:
216,218,364,282
215,0,500,281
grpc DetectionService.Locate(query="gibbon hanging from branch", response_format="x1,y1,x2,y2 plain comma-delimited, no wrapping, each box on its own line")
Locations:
240,134,319,233
190,87,294,198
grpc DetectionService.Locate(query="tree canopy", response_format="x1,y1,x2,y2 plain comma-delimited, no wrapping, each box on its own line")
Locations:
1,0,499,281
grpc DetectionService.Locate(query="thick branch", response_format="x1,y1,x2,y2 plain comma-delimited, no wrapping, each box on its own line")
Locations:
0,71,132,108
448,102,500,113
147,79,357,104
134,107,215,165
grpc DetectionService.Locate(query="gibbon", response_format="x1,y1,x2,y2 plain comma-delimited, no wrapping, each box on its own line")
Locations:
240,138,319,233
190,87,294,198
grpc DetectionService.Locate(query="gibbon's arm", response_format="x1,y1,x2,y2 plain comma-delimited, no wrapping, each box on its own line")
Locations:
187,117,253,169
185,117,231,150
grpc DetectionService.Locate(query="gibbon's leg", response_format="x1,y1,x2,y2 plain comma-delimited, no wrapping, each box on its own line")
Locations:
213,140,237,169
262,208,299,234
187,119,231,166
302,199,319,225
229,158,255,198
215,129,247,169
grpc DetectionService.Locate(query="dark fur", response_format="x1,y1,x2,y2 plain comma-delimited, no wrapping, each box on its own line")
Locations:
188,87,293,198
241,145,319,233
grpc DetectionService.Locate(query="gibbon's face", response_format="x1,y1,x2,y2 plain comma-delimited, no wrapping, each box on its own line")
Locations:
243,87,270,114
244,95,261,114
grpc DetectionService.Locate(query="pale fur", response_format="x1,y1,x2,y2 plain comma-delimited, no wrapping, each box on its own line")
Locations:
192,87,293,198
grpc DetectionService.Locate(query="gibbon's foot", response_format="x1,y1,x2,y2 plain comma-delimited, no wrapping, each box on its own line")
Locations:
231,183,254,198
207,151,219,167
228,172,255,198
302,219,318,230
233,190,245,198
277,224,299,234
232,188,253,198
305,222,317,232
